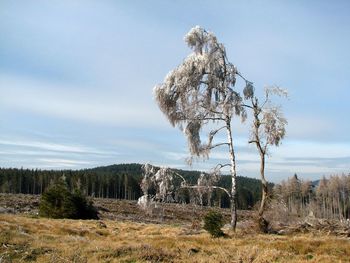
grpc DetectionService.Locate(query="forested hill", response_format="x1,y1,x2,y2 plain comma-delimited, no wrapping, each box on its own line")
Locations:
0,163,272,210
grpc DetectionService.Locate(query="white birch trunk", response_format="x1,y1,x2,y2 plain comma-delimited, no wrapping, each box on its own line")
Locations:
226,117,237,231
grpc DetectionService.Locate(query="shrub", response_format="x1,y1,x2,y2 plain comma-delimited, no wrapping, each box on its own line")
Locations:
203,210,225,237
39,181,98,219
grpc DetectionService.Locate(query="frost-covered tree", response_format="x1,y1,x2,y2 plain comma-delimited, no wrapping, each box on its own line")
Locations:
139,164,179,204
244,86,287,228
138,163,230,208
153,26,248,230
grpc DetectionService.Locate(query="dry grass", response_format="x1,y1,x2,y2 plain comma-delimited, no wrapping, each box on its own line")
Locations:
1,214,350,262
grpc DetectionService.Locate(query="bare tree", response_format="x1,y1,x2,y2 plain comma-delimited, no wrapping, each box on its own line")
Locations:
301,179,313,216
274,173,350,221
243,86,287,229
317,176,329,218
153,26,249,230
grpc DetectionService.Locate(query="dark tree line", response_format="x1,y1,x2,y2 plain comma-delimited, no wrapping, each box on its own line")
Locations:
0,164,142,200
0,163,268,210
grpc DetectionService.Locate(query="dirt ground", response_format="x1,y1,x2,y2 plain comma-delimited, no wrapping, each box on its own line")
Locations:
0,193,253,226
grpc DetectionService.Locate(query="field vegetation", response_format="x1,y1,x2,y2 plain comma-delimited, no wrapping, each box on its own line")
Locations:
1,213,350,263
1,194,350,262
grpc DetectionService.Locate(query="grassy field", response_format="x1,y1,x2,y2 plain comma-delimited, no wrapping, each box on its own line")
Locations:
1,214,350,263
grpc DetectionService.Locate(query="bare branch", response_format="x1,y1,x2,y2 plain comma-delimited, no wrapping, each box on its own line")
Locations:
172,171,187,185
214,163,232,170
211,126,227,136
208,142,230,149
242,103,254,110
180,185,231,198
236,71,250,83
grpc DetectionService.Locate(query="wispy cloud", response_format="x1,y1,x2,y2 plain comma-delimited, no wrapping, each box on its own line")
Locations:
0,73,162,127
38,158,91,167
270,140,350,159
0,137,121,169
0,139,89,153
163,151,188,161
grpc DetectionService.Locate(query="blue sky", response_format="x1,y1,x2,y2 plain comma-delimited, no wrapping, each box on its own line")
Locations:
1,0,349,182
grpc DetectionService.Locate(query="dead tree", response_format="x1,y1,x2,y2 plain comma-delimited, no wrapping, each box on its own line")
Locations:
243,86,287,230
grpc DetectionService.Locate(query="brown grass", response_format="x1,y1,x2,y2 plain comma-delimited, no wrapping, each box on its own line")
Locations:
0,214,350,262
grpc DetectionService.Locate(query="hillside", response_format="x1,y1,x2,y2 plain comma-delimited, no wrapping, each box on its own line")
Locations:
0,163,271,210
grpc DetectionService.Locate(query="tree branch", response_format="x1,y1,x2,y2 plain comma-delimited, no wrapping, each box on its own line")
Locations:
183,117,225,122
180,185,231,198
260,96,269,111
202,117,225,121
214,163,232,169
200,104,225,115
242,103,254,110
172,171,187,185
210,126,227,137
208,142,230,150
236,71,250,83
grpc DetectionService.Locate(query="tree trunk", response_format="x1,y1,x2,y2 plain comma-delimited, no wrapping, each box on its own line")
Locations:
258,153,268,218
124,174,128,200
338,195,342,220
208,192,211,207
252,104,269,231
226,118,237,231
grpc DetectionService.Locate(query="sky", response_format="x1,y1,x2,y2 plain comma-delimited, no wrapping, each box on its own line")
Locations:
1,0,350,182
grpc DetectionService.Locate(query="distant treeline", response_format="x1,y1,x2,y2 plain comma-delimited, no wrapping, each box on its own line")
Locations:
274,173,350,219
0,163,270,210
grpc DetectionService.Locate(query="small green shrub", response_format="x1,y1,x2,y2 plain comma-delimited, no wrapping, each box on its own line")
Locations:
203,210,225,237
39,181,98,219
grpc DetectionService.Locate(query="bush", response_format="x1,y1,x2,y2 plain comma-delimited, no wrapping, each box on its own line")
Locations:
203,210,225,237
39,181,98,219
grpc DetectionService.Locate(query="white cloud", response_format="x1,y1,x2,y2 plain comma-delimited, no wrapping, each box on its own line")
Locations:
270,140,350,159
38,158,91,167
0,139,88,153
163,151,188,161
285,114,335,140
0,73,163,127
0,137,120,157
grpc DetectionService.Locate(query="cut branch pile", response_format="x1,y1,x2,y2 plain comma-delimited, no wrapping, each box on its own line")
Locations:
277,218,350,237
